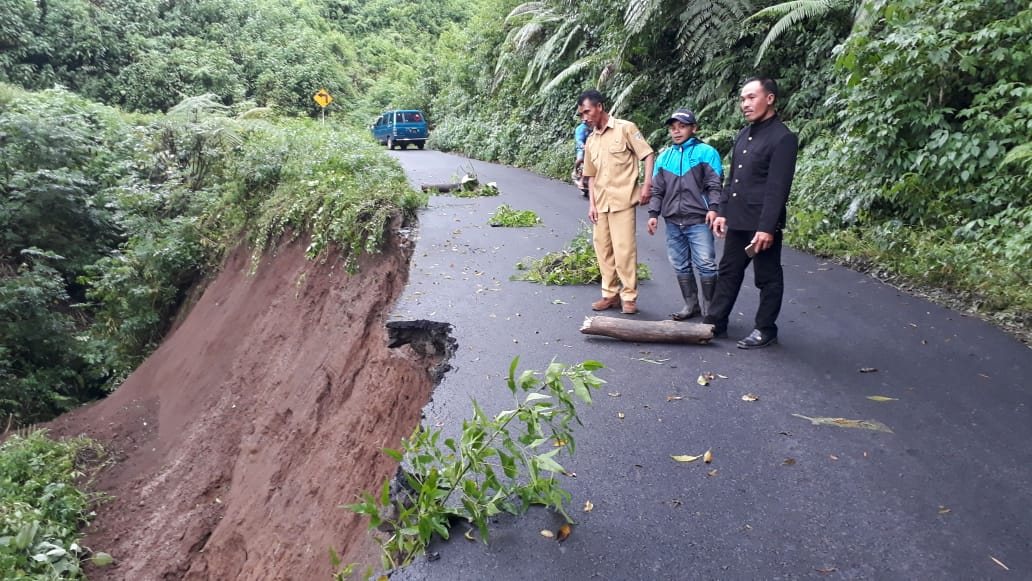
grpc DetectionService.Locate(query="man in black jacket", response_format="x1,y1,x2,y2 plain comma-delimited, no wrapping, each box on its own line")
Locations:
704,77,799,349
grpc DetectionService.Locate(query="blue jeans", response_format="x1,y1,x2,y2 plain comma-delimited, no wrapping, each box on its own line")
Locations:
665,222,717,277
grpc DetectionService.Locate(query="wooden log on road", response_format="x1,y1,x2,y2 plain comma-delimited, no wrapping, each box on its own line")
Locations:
420,181,462,193
580,316,714,344
420,175,479,193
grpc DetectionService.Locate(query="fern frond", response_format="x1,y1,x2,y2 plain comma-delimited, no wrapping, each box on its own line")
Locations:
609,77,642,117
513,21,546,52
167,94,230,117
539,53,607,95
676,0,750,65
624,0,664,35
749,0,852,65
523,21,583,89
505,2,547,24
1002,143,1032,170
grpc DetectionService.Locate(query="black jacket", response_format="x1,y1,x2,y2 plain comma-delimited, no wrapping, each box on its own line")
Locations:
718,114,798,232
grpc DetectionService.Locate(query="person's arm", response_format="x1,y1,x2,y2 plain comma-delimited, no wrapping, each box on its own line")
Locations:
702,147,723,226
646,159,665,235
639,152,655,206
754,131,799,250
584,140,598,224
588,176,598,224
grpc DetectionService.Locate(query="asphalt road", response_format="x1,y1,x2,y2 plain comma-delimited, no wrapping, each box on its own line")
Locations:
384,148,1031,580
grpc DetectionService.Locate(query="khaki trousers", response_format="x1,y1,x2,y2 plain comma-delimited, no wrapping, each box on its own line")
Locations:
593,206,638,302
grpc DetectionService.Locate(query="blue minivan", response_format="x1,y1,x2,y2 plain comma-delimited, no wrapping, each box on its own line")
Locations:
371,110,428,150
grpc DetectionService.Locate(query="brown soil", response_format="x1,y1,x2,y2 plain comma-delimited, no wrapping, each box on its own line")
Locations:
46,228,442,580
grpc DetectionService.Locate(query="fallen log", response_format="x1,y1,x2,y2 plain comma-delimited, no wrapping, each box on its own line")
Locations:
420,181,462,193
420,174,479,193
580,316,714,344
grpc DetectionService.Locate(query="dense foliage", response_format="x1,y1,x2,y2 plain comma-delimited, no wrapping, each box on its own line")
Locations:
0,430,109,579
0,0,467,118
420,0,1030,331
0,85,422,424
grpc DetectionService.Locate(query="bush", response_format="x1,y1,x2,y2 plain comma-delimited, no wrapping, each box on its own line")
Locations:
0,430,108,579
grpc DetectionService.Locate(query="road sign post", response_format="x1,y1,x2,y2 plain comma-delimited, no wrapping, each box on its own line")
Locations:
313,89,333,123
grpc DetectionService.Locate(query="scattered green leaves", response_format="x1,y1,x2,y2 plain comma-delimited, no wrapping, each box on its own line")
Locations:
514,225,651,285
489,204,541,227
346,358,605,571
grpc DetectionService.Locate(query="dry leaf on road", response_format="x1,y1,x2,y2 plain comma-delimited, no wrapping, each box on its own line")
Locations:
556,523,572,542
741,393,759,402
583,500,594,512
540,529,554,538
703,449,713,463
792,413,894,433
866,395,898,402
990,556,1009,571
697,375,710,386
667,395,683,402
671,454,702,463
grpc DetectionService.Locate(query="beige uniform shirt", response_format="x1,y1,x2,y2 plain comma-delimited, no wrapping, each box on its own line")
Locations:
582,116,654,212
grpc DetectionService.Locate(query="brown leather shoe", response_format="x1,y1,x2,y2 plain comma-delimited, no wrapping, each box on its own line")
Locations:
621,300,638,314
591,295,621,311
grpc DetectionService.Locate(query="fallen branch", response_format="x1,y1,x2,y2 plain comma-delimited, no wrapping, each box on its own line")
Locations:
580,316,714,344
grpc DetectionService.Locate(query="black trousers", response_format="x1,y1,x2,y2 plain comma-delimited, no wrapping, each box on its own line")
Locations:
705,229,784,336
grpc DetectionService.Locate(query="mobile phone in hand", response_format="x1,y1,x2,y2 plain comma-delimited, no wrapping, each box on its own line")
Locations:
744,243,757,258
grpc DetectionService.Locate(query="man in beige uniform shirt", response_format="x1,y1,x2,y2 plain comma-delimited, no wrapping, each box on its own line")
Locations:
578,89,655,314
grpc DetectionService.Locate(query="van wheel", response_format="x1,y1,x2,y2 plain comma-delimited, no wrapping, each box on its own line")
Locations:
417,142,425,150
387,137,394,149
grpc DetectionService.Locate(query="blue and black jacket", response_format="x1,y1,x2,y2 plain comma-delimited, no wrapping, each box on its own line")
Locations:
648,137,723,226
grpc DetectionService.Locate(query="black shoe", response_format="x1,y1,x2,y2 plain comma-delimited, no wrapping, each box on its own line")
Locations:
737,329,777,349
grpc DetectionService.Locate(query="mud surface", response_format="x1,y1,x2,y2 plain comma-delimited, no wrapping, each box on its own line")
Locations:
47,228,445,580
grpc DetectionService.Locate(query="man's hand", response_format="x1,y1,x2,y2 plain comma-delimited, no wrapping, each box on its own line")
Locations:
712,216,727,238
639,180,652,206
588,203,598,224
647,217,658,235
705,210,717,226
752,231,774,252
574,159,583,170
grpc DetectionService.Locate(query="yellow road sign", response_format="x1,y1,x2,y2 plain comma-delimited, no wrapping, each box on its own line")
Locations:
313,89,333,108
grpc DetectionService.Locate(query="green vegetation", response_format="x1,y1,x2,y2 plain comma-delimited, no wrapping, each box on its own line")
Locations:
346,358,604,570
448,182,501,198
0,86,423,425
421,0,1031,335
489,205,542,227
515,226,651,285
0,0,1028,573
0,430,110,579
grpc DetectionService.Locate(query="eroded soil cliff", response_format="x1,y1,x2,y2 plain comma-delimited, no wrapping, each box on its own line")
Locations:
48,229,442,580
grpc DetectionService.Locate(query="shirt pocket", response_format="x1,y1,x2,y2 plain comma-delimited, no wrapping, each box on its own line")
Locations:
607,141,633,170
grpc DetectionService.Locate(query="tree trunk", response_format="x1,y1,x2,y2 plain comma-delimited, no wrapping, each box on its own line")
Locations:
580,316,714,344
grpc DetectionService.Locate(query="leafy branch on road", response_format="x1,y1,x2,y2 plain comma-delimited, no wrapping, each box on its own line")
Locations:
489,204,541,227
344,358,604,572
514,225,651,285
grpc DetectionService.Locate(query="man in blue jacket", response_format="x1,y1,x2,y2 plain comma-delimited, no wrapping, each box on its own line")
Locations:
646,109,722,320
573,121,591,196
704,77,799,349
